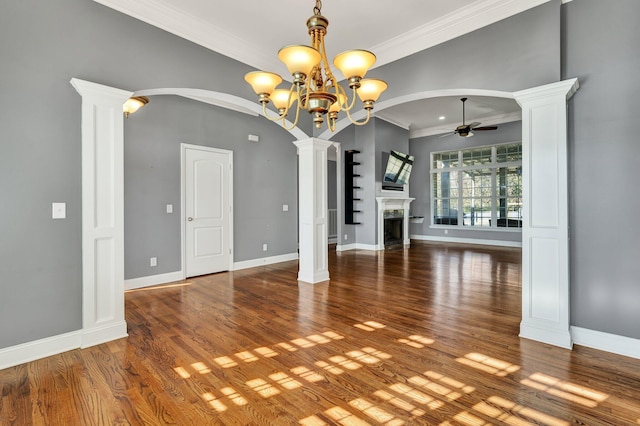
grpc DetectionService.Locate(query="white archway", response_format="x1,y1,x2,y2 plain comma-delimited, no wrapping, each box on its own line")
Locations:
71,78,578,351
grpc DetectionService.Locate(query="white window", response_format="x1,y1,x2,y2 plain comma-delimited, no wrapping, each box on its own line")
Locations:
431,143,522,230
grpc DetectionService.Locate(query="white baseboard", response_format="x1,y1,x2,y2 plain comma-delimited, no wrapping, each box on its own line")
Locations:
411,234,522,248
571,326,640,360
233,252,298,271
336,243,356,252
0,330,82,370
125,270,184,290
81,321,128,349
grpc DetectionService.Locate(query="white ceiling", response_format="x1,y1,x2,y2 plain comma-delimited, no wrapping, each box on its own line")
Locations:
93,0,549,136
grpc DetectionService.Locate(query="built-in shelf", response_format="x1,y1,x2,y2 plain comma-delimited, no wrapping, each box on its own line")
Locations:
345,150,362,225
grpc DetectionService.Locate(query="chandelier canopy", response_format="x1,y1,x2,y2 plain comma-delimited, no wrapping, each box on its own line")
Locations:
244,0,388,131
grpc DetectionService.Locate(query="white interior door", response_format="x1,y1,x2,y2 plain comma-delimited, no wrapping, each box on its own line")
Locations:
184,145,232,277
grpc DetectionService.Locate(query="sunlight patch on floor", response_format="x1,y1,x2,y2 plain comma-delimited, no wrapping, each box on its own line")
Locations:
254,346,278,357
269,372,303,390
456,353,520,377
220,387,248,405
235,350,259,363
373,389,427,417
299,415,328,425
191,361,211,374
315,360,344,375
277,342,299,352
246,378,281,398
398,334,435,348
354,321,387,331
291,366,326,383
521,372,609,408
202,392,227,412
388,383,444,410
349,398,404,425
213,355,238,368
325,406,372,425
346,347,392,365
329,355,362,370
473,396,570,426
173,366,190,379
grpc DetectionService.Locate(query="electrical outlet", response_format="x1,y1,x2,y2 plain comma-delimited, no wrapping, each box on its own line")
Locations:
150,257,157,267
262,243,268,251
166,204,173,214
444,229,448,235
344,234,348,240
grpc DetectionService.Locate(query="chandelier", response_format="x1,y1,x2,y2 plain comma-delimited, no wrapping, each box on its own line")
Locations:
244,0,388,132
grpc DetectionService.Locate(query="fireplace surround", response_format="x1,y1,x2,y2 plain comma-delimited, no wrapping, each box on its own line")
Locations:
376,197,414,250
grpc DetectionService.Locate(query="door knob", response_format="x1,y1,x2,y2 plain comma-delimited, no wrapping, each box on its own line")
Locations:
187,217,193,221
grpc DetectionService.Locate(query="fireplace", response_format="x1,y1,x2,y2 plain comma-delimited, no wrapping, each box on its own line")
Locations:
376,197,415,250
384,210,404,248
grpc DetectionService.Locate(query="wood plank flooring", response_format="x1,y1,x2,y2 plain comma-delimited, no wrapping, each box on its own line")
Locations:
1,241,639,425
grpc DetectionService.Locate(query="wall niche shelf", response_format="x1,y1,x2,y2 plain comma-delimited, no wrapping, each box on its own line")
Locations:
345,149,362,225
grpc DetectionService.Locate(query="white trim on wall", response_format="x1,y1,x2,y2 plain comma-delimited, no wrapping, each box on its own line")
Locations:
571,327,640,361
233,253,299,271
0,331,82,371
125,271,184,291
411,234,522,248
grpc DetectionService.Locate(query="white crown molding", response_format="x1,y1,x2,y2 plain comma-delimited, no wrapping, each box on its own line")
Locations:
92,0,278,72
94,0,550,74
371,0,551,68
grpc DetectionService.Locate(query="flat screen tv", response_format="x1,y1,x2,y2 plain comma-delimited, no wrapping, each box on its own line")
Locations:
383,150,414,185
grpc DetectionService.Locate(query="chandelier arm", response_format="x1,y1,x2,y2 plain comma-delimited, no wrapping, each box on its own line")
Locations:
344,106,372,126
280,97,303,131
261,101,289,122
343,85,358,111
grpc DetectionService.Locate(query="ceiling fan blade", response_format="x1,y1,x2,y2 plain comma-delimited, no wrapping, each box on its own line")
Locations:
468,122,482,128
472,126,498,131
439,132,456,138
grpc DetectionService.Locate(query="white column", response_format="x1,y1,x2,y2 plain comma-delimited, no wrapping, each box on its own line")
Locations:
294,138,332,284
514,78,579,349
70,78,131,348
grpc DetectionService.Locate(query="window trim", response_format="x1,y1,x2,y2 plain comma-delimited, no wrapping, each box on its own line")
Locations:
430,141,522,232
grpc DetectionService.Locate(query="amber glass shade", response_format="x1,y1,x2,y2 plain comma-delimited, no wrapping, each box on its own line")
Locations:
270,89,297,110
357,79,388,102
333,50,376,80
123,96,149,115
244,71,283,95
278,45,321,77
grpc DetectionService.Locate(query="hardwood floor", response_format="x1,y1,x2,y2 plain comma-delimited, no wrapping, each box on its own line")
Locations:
1,241,639,425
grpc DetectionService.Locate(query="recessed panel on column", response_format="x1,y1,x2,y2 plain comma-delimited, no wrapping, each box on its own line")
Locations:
315,152,327,218
94,107,116,228
95,238,115,323
530,104,559,228
530,237,560,322
315,223,327,270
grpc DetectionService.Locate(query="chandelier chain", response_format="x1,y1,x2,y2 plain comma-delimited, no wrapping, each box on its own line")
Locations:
314,0,322,16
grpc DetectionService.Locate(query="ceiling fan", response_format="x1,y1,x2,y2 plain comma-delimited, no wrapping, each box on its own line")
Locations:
442,97,498,137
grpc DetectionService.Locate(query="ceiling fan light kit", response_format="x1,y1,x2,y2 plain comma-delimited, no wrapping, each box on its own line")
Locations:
244,0,387,131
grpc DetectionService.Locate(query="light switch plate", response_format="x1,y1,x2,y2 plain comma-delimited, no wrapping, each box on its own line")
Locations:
52,202,66,219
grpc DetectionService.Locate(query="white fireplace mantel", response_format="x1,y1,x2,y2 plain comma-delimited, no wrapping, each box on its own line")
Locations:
376,197,415,250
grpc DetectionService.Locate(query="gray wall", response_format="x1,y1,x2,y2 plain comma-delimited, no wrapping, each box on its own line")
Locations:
372,1,561,100
409,121,523,244
0,0,298,348
563,0,640,339
124,95,298,279
2,0,638,352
